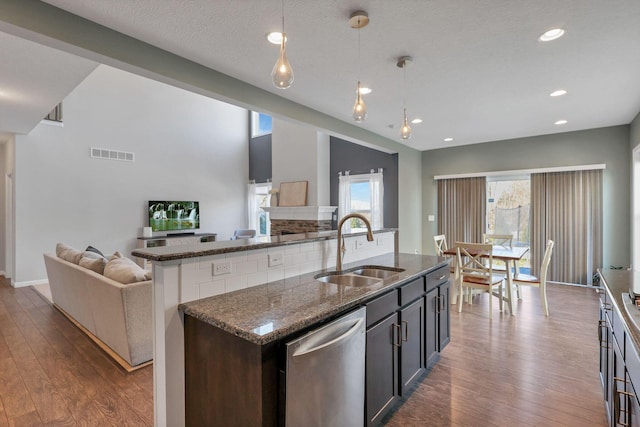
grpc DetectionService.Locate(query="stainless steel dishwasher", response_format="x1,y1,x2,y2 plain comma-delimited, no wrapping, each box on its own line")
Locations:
285,306,366,427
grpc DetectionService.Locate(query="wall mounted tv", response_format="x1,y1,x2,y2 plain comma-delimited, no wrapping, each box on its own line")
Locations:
148,201,200,232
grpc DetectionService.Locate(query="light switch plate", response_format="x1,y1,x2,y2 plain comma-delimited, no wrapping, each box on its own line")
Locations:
428,215,435,222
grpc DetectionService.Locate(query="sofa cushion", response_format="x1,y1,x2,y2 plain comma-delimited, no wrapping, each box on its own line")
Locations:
56,243,84,264
104,252,151,284
79,255,107,274
85,245,105,258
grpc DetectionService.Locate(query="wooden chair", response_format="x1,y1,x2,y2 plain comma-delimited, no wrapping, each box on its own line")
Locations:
482,233,513,248
433,234,448,256
456,242,507,319
513,240,554,316
483,233,520,296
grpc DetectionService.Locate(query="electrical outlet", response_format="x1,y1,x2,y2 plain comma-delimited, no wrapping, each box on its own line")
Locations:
212,261,232,276
376,237,383,246
355,240,365,250
268,253,283,267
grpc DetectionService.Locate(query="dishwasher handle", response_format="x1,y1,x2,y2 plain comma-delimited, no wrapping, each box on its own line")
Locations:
293,317,365,358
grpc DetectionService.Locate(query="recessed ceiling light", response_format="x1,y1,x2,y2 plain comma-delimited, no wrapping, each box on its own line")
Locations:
411,118,422,124
267,32,287,45
555,119,568,125
550,89,567,97
444,137,453,142
359,86,372,95
538,28,565,42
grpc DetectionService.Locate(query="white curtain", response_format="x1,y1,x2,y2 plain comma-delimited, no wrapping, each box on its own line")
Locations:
370,170,384,229
338,170,384,232
247,182,257,231
338,173,352,233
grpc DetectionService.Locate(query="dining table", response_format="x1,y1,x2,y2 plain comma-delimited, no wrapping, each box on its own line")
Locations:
443,244,530,316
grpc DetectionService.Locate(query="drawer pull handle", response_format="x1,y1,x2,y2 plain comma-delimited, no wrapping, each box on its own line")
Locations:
401,320,409,342
438,275,447,281
393,324,402,347
603,302,612,311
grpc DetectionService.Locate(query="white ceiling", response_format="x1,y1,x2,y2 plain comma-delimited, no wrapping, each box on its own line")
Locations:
2,1,640,151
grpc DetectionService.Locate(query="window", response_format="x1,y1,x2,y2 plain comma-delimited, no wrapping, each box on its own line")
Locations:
248,182,272,236
338,170,384,233
486,175,531,269
251,112,273,138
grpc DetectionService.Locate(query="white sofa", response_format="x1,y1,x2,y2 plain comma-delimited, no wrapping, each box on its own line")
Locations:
43,253,152,368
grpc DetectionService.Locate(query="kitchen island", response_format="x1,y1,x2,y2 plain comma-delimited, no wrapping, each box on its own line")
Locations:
133,229,400,427
179,253,450,426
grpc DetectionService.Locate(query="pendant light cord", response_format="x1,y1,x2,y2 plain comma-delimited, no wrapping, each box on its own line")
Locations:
357,17,361,80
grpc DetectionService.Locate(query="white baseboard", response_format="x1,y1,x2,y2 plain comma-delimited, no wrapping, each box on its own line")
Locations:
0,270,5,276
13,278,49,288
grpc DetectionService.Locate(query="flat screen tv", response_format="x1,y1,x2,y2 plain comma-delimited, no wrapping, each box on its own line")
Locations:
148,201,200,232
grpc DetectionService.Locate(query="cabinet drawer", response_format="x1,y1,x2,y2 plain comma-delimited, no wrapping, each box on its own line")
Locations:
426,266,449,292
399,278,425,307
366,290,399,328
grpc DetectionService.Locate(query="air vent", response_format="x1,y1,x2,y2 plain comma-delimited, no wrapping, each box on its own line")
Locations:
90,147,135,162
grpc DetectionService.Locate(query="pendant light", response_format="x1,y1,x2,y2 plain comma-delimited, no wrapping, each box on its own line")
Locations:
397,56,412,140
272,0,293,89
349,11,369,122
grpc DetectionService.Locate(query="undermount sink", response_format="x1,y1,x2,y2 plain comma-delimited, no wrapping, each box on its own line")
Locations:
314,266,405,287
316,274,381,287
352,267,405,279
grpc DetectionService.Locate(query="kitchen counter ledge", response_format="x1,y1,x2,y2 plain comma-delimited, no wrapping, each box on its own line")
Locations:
132,228,396,262
179,252,449,345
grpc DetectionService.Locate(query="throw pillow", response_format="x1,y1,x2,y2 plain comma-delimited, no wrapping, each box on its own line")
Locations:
85,245,105,258
56,243,84,264
82,250,105,260
79,255,107,274
104,253,149,284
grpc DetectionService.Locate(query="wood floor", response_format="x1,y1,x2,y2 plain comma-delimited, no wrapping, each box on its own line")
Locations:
0,277,606,426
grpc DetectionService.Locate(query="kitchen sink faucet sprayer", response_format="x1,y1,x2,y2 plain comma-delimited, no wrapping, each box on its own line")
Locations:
336,213,374,271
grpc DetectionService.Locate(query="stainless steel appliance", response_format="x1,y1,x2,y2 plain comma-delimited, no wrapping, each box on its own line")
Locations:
285,307,366,427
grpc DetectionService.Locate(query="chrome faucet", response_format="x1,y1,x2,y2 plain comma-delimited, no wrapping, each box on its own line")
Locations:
336,213,374,271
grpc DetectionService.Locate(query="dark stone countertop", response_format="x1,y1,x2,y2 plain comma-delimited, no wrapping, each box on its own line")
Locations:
179,253,449,345
131,228,396,262
599,268,640,353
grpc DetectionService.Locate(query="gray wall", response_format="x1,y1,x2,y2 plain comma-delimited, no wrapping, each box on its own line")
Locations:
14,65,248,284
422,126,630,269
330,137,399,228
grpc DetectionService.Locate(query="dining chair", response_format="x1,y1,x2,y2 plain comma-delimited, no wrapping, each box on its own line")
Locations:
513,240,554,316
483,233,520,297
456,242,506,319
433,234,448,256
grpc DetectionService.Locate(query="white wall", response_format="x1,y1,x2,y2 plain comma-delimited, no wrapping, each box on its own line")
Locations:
14,65,248,284
272,118,329,206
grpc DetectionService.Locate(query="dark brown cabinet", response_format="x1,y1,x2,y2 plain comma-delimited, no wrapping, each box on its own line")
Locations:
426,269,451,368
365,266,450,426
597,282,640,427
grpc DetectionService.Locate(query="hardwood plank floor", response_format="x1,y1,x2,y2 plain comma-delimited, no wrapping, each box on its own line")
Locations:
0,277,606,426
385,283,608,427
0,277,152,426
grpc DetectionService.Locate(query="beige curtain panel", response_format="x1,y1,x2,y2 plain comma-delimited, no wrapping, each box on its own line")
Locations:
531,169,603,285
437,177,486,247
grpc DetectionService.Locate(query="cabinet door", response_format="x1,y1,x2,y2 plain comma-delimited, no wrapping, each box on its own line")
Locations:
366,313,399,426
628,377,640,427
438,280,451,351
612,337,625,427
599,300,611,413
425,288,438,368
399,298,425,395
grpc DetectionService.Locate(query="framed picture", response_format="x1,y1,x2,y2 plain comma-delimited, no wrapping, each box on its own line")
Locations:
278,181,308,207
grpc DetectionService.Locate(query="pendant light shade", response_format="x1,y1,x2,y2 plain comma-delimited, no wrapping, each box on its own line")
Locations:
400,108,412,140
350,11,369,122
353,81,367,122
397,56,412,140
272,36,293,89
272,0,293,89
